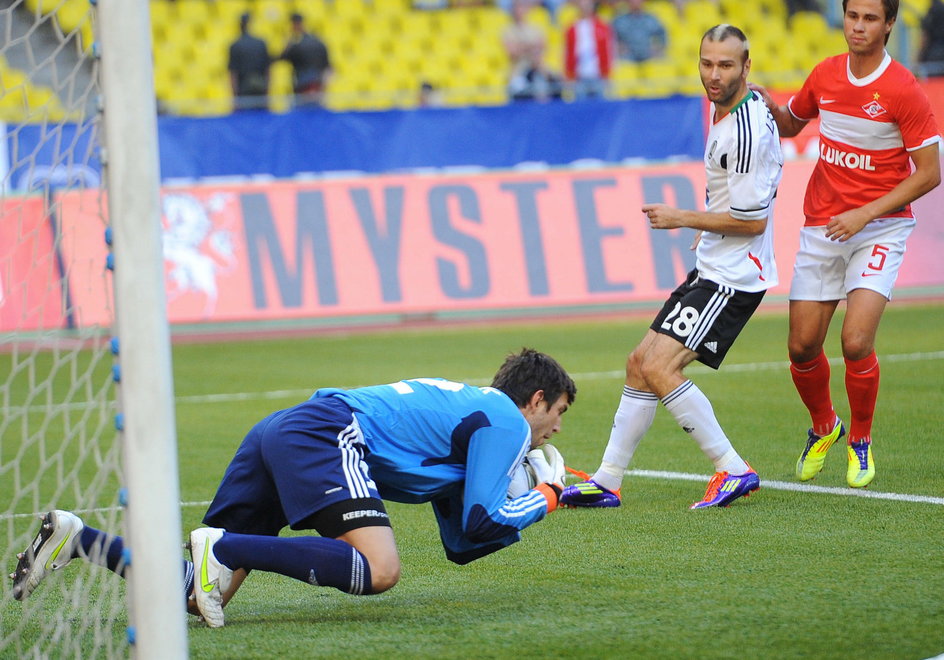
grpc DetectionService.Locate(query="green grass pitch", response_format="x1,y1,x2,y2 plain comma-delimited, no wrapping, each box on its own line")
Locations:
5,303,944,658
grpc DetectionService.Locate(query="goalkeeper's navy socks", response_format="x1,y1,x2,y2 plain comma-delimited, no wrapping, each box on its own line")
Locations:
75,526,196,603
214,533,372,595
183,559,195,604
75,526,126,577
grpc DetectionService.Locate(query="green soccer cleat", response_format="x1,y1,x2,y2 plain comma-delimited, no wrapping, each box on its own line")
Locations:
847,440,875,488
796,419,845,481
10,510,84,601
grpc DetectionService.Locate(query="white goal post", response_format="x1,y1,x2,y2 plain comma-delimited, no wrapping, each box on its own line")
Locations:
98,0,187,657
1,0,186,657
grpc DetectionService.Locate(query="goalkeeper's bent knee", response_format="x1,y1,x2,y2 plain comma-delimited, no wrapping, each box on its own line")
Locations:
309,539,373,595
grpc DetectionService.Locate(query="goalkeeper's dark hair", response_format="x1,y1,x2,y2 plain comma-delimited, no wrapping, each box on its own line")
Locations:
491,348,577,410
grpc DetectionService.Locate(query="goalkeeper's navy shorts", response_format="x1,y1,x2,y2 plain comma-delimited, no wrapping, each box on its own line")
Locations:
203,396,390,538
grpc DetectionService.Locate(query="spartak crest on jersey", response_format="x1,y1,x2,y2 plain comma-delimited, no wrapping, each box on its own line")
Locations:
861,92,886,119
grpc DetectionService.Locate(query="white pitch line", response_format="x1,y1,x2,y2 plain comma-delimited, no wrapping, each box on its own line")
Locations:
173,349,944,405
629,469,944,506
3,472,942,524
13,350,944,412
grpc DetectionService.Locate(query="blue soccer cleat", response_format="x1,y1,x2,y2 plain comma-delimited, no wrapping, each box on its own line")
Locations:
559,479,621,508
690,468,760,509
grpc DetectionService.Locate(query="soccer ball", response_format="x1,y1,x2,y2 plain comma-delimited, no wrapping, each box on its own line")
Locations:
508,459,538,499
507,443,566,499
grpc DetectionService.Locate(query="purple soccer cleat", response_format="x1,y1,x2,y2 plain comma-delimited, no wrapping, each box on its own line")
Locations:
559,479,621,508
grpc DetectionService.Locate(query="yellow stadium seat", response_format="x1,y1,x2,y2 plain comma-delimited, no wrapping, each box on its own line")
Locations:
556,2,579,29
212,0,252,24
153,67,176,99
645,0,680,26
610,60,642,98
0,85,29,122
682,0,722,33
638,59,684,97
176,0,211,24
790,10,829,38
54,0,94,51
667,21,701,63
330,0,368,19
0,65,27,90
754,0,787,22
473,6,511,33
525,4,553,31
901,0,931,16
718,0,749,25
369,0,410,15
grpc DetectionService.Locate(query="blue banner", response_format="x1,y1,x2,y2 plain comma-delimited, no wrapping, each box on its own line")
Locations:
5,96,706,190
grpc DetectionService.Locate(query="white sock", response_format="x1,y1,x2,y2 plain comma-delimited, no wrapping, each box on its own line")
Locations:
661,380,750,475
592,386,658,491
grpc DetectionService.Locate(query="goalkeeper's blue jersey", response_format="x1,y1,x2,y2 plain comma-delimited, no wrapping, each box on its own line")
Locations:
313,378,551,564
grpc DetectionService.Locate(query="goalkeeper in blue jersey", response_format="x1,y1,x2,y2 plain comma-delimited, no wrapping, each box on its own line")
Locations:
11,348,576,628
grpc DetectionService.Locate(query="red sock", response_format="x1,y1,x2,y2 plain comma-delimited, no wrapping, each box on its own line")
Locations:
845,352,879,444
790,351,836,436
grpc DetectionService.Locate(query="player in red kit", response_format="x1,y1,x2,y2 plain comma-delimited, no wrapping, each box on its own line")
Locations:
752,0,941,487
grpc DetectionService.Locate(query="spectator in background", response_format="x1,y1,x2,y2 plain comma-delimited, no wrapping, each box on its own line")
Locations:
918,0,944,77
612,0,667,62
503,0,546,79
504,0,562,101
279,13,332,109
563,0,615,99
418,81,444,107
228,12,270,112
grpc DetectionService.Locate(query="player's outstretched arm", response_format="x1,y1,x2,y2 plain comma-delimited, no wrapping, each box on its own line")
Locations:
643,204,767,237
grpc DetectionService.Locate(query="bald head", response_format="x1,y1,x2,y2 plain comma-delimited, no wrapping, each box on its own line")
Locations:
701,24,750,64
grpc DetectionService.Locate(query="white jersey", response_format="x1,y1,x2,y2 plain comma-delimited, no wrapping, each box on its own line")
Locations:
697,90,783,292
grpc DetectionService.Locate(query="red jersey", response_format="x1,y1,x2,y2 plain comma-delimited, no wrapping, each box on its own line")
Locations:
788,52,941,226
564,17,613,81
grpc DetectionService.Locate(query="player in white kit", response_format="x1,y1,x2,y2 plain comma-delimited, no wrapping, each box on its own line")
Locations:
561,24,783,510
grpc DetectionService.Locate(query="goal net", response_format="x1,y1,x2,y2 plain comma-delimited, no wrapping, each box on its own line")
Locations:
1,0,185,656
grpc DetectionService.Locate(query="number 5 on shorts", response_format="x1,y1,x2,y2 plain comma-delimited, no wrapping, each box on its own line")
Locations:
865,243,889,273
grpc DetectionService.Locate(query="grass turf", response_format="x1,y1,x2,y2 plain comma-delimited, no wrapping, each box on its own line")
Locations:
4,303,943,658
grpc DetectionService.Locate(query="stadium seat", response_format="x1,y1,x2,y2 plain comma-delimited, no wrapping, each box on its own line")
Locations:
54,0,94,52
611,61,644,99
755,0,788,22
682,0,722,33
524,4,553,31
0,83,28,122
555,2,579,29
638,59,684,97
135,0,852,115
899,0,930,26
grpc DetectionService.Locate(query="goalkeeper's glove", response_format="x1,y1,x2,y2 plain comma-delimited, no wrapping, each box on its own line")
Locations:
529,443,566,512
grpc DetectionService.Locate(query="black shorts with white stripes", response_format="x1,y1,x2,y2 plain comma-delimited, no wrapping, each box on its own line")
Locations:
650,269,765,369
